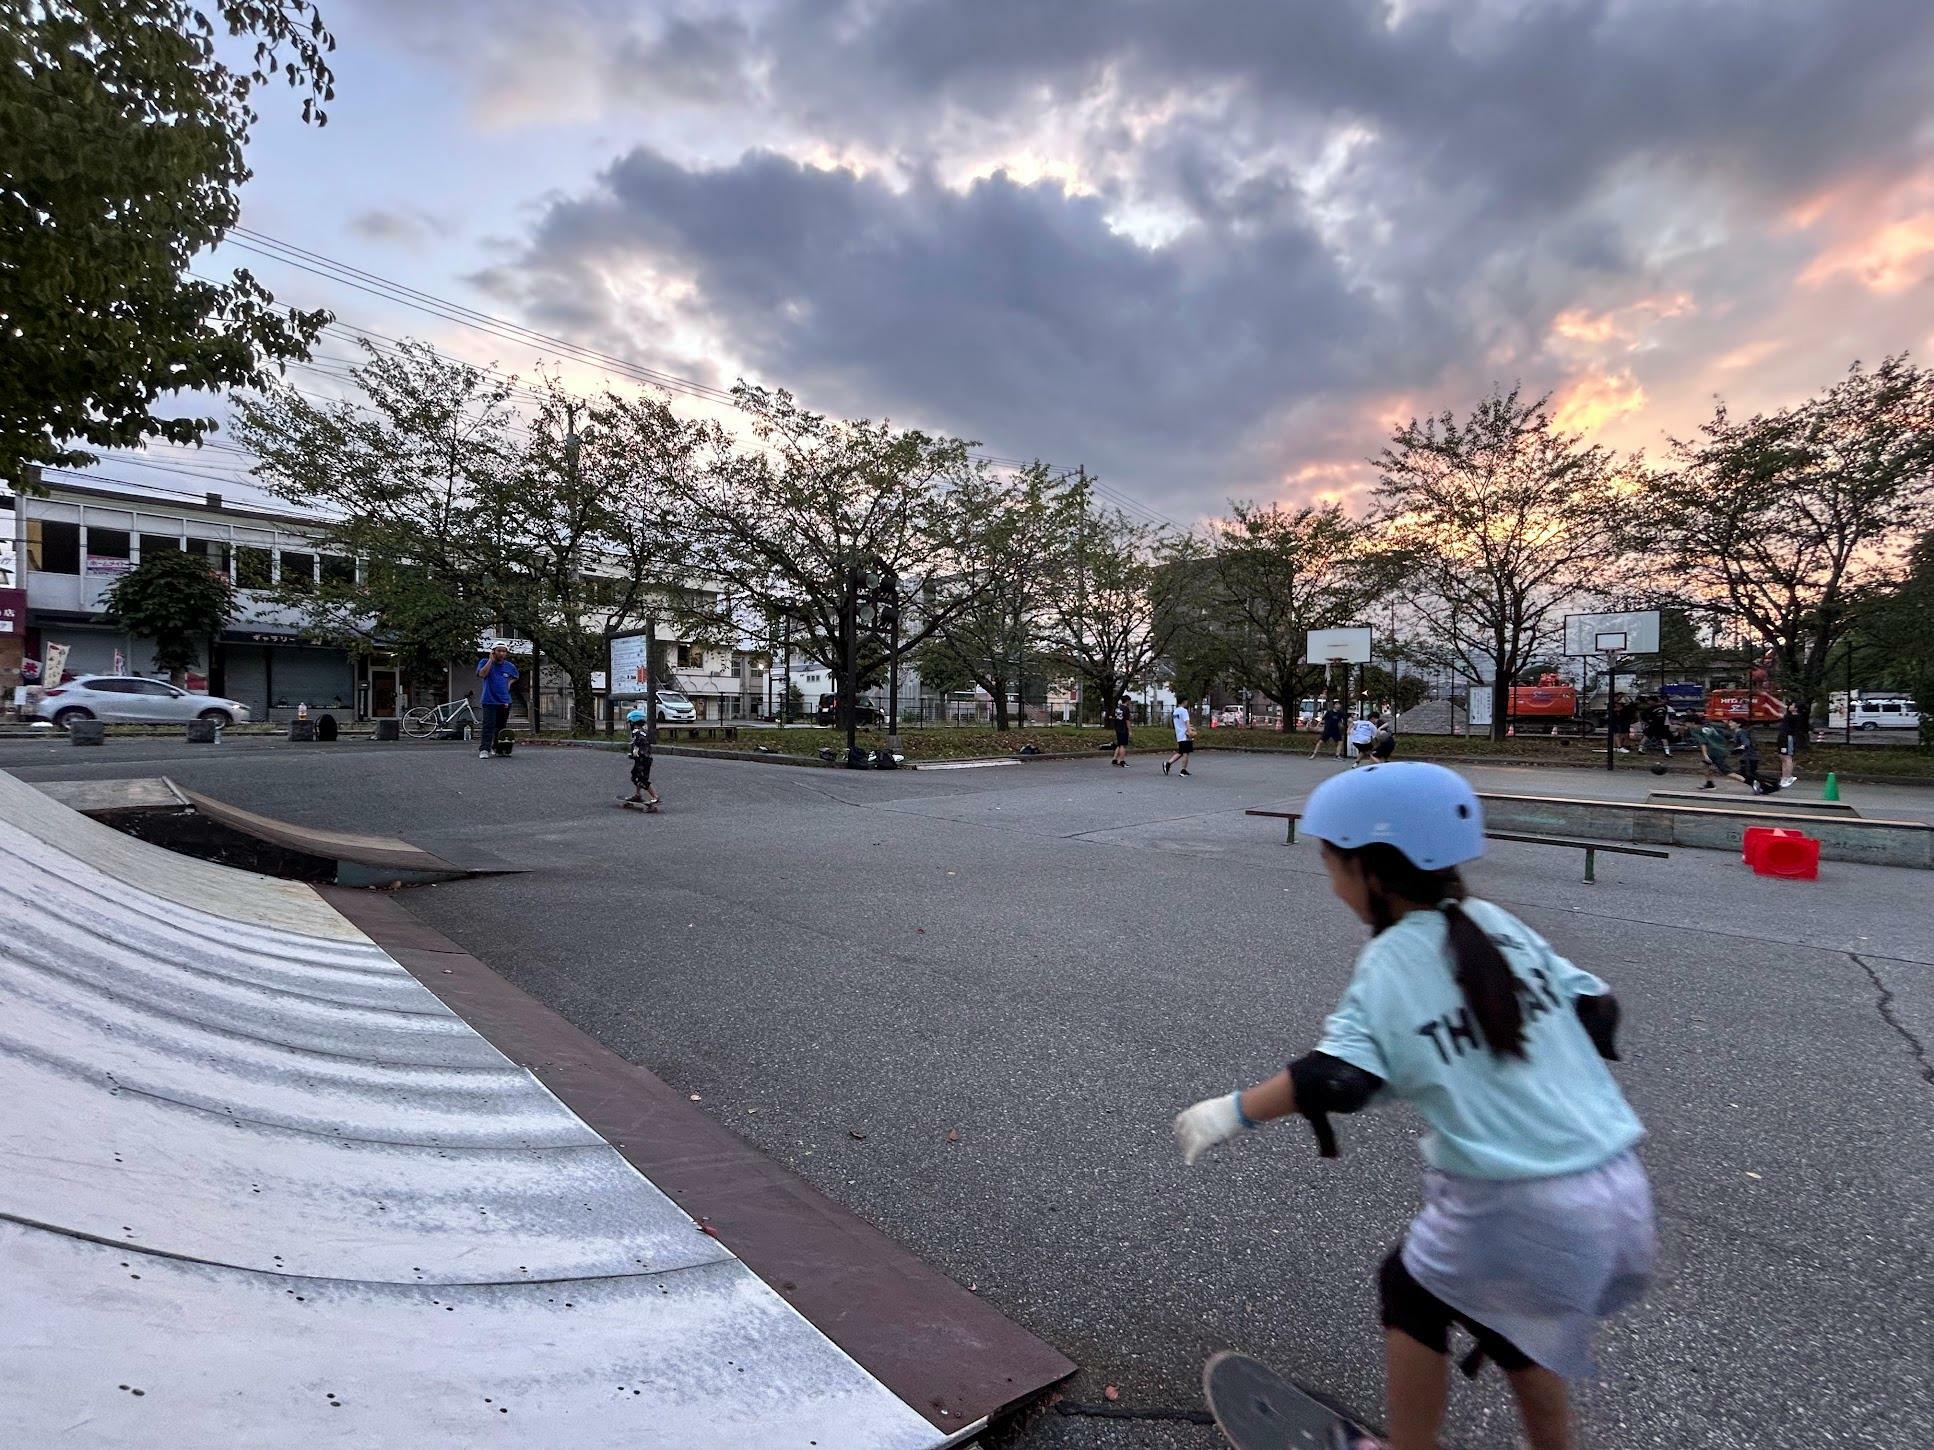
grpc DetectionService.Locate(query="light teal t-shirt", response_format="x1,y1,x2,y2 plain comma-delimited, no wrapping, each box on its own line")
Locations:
1315,899,1645,1181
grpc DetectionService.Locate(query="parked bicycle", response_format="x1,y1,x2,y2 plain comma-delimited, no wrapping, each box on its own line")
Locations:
401,698,478,740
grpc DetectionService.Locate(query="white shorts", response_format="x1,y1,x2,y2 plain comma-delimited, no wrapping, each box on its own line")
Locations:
1402,1150,1656,1379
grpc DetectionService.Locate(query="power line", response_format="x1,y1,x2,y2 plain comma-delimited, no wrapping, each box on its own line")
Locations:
227,226,1194,530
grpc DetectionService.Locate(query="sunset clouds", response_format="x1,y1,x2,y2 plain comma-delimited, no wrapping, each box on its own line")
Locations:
282,0,1934,520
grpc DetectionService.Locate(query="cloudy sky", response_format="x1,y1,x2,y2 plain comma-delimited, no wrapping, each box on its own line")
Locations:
133,0,1934,523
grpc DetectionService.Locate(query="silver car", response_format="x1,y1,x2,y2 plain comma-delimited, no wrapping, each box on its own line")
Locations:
36,675,253,729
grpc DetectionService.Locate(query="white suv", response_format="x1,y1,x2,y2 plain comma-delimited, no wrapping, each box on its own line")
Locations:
36,676,253,729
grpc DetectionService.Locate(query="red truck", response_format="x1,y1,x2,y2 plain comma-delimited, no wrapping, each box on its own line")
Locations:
1700,689,1785,724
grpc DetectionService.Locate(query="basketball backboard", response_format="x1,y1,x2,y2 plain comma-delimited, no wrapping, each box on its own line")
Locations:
1304,626,1373,665
1563,610,1660,657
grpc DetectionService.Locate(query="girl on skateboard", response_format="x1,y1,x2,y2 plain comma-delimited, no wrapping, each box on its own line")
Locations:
619,708,660,811
1175,763,1654,1450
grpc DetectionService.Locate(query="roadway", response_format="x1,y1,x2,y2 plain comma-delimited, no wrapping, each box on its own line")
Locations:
5,735,1930,1448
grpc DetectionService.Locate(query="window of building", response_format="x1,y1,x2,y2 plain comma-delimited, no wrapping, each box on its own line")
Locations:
86,527,131,568
140,533,182,559
676,644,704,668
235,546,273,589
27,519,81,573
186,537,231,576
321,554,356,588
279,550,316,591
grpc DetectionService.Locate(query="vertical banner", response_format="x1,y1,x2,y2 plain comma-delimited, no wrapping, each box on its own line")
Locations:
43,641,70,687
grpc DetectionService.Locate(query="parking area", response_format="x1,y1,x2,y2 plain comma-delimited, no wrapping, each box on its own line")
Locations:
6,737,1931,1448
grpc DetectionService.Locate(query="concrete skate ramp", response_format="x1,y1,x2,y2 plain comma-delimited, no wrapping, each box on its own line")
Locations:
0,769,958,1448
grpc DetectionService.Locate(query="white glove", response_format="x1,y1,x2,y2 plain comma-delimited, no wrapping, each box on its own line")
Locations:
1173,1092,1248,1166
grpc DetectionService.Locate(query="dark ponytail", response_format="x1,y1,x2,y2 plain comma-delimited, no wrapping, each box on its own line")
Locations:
1346,844,1527,1060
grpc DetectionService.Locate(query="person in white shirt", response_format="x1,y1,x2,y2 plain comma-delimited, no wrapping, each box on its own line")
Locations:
1347,713,1378,765
1164,702,1195,776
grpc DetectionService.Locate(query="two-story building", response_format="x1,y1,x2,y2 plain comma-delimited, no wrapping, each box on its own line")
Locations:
8,476,367,718
6,474,773,726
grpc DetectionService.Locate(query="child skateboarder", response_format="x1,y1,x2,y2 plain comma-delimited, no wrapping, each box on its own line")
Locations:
619,708,660,811
1174,763,1655,1450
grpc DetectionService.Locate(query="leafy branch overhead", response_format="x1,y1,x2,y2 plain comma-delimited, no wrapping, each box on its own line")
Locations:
0,1,336,481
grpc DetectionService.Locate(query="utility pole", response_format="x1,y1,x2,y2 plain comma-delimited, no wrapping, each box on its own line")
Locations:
842,560,860,763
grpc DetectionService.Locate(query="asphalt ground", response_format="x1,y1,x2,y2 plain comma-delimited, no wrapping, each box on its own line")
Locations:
7,735,1932,1449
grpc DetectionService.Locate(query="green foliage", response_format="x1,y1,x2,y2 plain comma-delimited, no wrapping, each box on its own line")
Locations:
235,340,724,732
1375,387,1626,737
927,462,1066,728
100,543,235,679
1643,354,1934,719
0,0,336,481
1035,487,1188,718
1199,500,1395,729
1861,531,1934,748
783,679,806,722
910,636,977,700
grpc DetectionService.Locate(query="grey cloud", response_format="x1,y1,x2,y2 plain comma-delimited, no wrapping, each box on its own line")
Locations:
491,147,1459,512
346,206,451,248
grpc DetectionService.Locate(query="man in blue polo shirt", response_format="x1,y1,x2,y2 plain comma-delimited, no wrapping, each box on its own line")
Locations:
476,643,519,759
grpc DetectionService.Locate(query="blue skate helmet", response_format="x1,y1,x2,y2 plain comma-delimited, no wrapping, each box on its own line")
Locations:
1299,762,1485,870
626,708,647,724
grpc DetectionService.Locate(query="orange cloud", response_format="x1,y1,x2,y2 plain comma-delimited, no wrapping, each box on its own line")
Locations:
1799,212,1934,294
1553,370,1647,435
1714,339,1782,372
1549,293,1694,350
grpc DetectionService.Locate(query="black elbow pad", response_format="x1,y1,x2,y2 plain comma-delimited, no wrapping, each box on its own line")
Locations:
1575,993,1621,1061
1288,1051,1385,1159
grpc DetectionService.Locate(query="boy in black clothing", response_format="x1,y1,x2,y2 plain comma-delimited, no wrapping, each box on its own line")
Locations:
620,708,661,811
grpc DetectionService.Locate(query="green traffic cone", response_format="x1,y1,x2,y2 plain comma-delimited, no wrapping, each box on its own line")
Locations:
1822,771,1840,802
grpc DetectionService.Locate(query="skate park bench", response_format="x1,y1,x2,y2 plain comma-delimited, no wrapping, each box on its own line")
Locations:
1243,809,1671,884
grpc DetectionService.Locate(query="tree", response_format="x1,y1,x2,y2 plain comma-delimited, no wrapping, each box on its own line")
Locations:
1,0,336,483
1201,501,1395,731
676,386,983,706
101,544,236,682
925,463,1067,730
1034,491,1188,718
236,340,724,732
1861,530,1934,748
1642,355,1934,722
1373,387,1628,738
233,338,514,691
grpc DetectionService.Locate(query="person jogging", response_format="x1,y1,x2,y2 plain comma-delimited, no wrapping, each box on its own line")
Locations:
1164,701,1195,776
475,642,519,760
1776,704,1806,789
1173,763,1654,1450
1111,695,1133,768
1312,703,1346,760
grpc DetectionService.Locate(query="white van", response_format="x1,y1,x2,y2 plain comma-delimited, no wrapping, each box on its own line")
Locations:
1827,694,1922,731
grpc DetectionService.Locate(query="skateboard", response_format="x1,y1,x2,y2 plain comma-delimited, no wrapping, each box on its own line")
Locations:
493,730,515,756
1203,1351,1373,1450
616,798,660,813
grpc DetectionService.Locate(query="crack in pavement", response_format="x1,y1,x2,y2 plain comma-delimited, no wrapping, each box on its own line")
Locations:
1850,952,1934,1087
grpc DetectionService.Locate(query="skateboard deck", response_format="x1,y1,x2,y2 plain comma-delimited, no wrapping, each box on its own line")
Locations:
1204,1351,1372,1450
616,798,660,812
